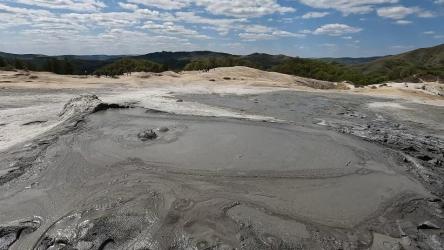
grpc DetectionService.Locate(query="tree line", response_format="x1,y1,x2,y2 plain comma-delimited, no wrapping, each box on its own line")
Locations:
183,56,252,71
2,53,443,85
93,58,168,77
0,56,74,75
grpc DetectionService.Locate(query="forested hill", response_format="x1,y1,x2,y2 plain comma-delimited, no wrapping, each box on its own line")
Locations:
134,51,232,70
0,52,114,75
1,44,443,85
354,44,444,82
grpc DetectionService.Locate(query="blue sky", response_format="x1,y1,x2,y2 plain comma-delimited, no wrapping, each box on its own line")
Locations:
0,0,443,57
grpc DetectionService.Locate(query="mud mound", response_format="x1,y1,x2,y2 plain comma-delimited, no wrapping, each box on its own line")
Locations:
59,94,130,120
185,66,344,89
58,95,104,120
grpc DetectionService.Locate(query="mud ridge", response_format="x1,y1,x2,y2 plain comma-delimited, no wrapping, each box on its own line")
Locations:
0,95,130,186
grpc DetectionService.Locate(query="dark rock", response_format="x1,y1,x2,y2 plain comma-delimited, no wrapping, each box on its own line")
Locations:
418,155,433,161
138,130,157,141
93,103,129,113
403,146,418,152
428,197,442,203
417,221,440,230
176,99,184,103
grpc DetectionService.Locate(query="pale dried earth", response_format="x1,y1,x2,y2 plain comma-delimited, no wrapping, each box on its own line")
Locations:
0,67,443,250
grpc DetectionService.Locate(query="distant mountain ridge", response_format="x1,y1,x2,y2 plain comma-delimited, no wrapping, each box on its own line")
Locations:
0,52,120,61
319,56,386,65
1,43,443,84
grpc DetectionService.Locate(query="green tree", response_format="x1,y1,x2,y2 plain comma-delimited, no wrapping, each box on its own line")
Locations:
44,59,52,72
25,61,36,71
0,57,5,67
62,58,74,74
93,58,165,76
14,58,25,69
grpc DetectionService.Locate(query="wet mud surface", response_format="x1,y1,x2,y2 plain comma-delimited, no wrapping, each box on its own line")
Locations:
0,92,443,249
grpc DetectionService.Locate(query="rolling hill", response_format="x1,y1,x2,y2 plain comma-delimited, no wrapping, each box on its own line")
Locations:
354,44,444,82
1,43,443,84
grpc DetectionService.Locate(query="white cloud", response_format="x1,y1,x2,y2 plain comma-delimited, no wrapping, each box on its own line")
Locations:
423,31,444,39
321,43,337,48
313,23,362,36
127,0,190,10
423,31,435,35
298,0,398,15
239,33,275,41
377,6,435,19
416,10,435,18
12,0,106,12
0,2,52,15
142,21,210,39
377,6,418,19
239,31,304,41
390,45,414,50
301,12,329,19
118,2,139,10
126,0,294,18
194,0,295,18
242,24,273,33
395,20,412,25
239,24,305,41
278,17,297,23
0,0,438,56
11,29,194,55
175,11,244,35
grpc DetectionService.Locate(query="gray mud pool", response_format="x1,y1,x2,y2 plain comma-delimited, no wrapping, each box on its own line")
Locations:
0,106,435,250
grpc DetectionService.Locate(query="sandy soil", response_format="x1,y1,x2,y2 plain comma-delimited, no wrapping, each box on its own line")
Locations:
0,67,443,249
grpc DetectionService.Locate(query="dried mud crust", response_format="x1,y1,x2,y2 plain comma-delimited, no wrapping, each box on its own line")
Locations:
0,95,130,186
0,94,443,250
0,217,42,250
332,118,444,196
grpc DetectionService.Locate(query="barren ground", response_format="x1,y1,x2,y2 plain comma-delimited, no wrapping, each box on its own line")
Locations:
0,67,443,250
